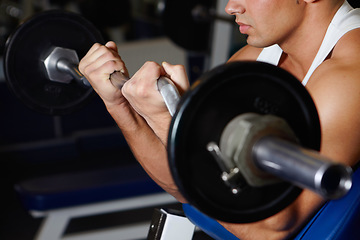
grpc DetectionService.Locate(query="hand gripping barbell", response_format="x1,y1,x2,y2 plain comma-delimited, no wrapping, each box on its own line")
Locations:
4,11,353,223
4,10,179,116
42,45,180,116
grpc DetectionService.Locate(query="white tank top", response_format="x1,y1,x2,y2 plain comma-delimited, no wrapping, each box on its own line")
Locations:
256,1,360,86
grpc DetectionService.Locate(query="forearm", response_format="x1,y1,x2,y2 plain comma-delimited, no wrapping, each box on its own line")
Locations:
107,104,187,203
145,113,172,146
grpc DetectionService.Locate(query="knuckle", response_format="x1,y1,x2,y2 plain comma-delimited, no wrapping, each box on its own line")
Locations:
102,50,114,59
173,64,185,71
89,43,101,52
122,79,129,91
144,61,157,66
104,60,123,72
80,64,92,76
144,61,160,70
78,62,84,72
105,60,117,69
93,43,102,48
136,85,149,98
143,61,162,76
124,77,149,99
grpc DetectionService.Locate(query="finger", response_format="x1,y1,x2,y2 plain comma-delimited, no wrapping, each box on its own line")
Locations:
126,62,161,93
88,53,125,74
94,59,125,78
80,44,125,77
162,62,190,94
84,42,102,58
104,41,129,77
105,41,118,52
123,61,163,99
79,43,102,70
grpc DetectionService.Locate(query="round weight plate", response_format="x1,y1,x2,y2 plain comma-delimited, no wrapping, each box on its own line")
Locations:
168,61,321,223
4,11,104,115
162,0,215,52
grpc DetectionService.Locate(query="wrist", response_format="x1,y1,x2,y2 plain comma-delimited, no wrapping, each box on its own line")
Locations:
106,102,145,131
146,113,172,145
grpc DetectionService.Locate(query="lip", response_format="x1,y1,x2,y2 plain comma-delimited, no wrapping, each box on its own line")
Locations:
237,22,251,34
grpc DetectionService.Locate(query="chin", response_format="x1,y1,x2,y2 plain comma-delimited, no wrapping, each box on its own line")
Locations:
247,37,275,49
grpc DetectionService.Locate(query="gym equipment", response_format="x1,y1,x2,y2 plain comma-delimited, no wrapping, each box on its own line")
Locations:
4,11,103,115
348,0,360,8
183,166,360,240
16,164,178,240
161,0,233,52
4,11,178,116
3,10,353,224
167,61,352,223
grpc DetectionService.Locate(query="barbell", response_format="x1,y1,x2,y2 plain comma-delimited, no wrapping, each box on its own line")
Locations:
161,0,233,52
168,61,352,222
3,10,353,223
4,10,179,116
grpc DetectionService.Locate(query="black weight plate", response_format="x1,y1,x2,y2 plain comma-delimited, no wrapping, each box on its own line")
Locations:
162,0,215,52
4,11,104,115
168,61,321,223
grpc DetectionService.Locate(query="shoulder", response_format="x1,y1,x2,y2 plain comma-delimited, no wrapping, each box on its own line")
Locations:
308,28,360,96
228,45,263,62
308,28,360,100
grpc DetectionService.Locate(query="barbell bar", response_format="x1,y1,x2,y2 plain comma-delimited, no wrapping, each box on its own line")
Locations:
3,10,353,224
38,43,353,202
39,41,352,217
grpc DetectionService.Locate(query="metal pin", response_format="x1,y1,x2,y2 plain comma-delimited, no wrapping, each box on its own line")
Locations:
207,142,235,171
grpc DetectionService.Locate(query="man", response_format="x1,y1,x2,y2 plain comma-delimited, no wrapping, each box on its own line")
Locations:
79,0,360,239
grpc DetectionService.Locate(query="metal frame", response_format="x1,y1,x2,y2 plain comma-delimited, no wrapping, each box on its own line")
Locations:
30,192,177,240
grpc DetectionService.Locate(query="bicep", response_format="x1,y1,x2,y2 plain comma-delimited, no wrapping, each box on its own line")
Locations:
307,64,360,167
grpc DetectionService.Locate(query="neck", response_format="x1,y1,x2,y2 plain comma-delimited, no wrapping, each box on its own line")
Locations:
278,0,344,79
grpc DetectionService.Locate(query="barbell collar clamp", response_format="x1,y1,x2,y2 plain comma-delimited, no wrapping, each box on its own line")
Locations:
217,112,352,200
220,113,298,187
207,142,248,195
207,142,236,172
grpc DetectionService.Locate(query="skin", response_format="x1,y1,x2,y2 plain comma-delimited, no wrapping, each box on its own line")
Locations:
79,0,360,239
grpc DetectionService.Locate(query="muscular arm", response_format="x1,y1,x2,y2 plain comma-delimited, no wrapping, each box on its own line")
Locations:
307,29,360,168
81,37,360,239
79,42,187,203
222,31,360,239
215,44,324,239
107,105,187,202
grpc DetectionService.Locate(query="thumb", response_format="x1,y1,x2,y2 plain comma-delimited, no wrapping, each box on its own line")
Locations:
162,62,190,94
